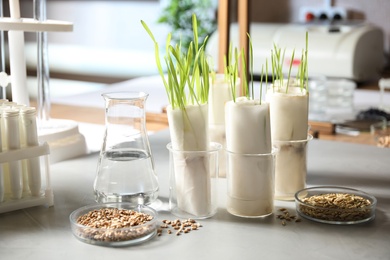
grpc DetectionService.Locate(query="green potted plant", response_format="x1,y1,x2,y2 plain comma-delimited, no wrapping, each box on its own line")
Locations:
158,0,217,51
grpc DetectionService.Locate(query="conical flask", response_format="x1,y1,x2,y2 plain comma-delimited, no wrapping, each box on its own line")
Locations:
94,92,159,205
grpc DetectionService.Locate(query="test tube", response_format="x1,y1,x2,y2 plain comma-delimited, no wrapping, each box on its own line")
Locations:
19,107,41,196
0,111,3,202
0,105,9,197
2,108,23,199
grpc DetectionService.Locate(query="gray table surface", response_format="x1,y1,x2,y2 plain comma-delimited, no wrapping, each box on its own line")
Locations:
0,129,389,260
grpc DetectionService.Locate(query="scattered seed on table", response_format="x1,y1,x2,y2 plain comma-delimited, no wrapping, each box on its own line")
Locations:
159,218,202,237
275,208,301,226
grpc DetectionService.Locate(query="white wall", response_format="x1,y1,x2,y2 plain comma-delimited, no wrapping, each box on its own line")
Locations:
20,0,169,52
11,1,170,81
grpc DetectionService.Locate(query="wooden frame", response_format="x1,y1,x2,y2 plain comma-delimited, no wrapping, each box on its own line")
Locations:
218,0,250,95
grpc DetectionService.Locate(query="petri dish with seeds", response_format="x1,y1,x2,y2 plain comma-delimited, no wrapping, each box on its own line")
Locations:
295,186,376,225
70,202,158,247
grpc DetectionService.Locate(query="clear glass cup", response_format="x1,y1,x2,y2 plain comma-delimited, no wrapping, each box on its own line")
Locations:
167,142,222,219
94,92,159,205
209,124,227,177
226,149,277,218
327,79,356,109
273,135,313,201
371,121,390,148
307,74,327,120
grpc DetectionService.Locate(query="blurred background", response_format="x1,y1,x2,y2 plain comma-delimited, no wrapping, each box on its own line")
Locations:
1,0,389,98
0,0,388,153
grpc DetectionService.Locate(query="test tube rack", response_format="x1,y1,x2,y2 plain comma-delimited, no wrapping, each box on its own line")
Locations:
0,3,73,105
0,2,87,165
0,142,52,213
0,1,73,213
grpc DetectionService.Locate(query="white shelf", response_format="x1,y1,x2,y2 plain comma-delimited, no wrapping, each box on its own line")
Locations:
0,18,73,32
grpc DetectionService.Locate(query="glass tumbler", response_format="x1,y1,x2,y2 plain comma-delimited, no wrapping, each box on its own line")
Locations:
167,142,222,219
94,92,159,205
273,135,313,201
226,149,277,218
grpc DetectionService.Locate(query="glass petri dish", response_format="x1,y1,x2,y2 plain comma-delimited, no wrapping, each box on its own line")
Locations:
295,186,376,225
70,202,158,247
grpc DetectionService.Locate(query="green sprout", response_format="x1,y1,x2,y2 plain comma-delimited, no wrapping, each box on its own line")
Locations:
224,43,239,103
269,31,309,93
141,14,210,110
224,34,259,103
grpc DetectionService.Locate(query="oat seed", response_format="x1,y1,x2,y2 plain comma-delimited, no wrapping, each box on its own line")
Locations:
299,193,372,222
75,207,155,242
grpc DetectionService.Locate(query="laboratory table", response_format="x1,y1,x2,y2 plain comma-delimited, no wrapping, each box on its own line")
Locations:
0,129,389,260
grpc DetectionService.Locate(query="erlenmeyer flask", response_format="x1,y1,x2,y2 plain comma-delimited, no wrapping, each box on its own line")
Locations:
94,92,158,205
